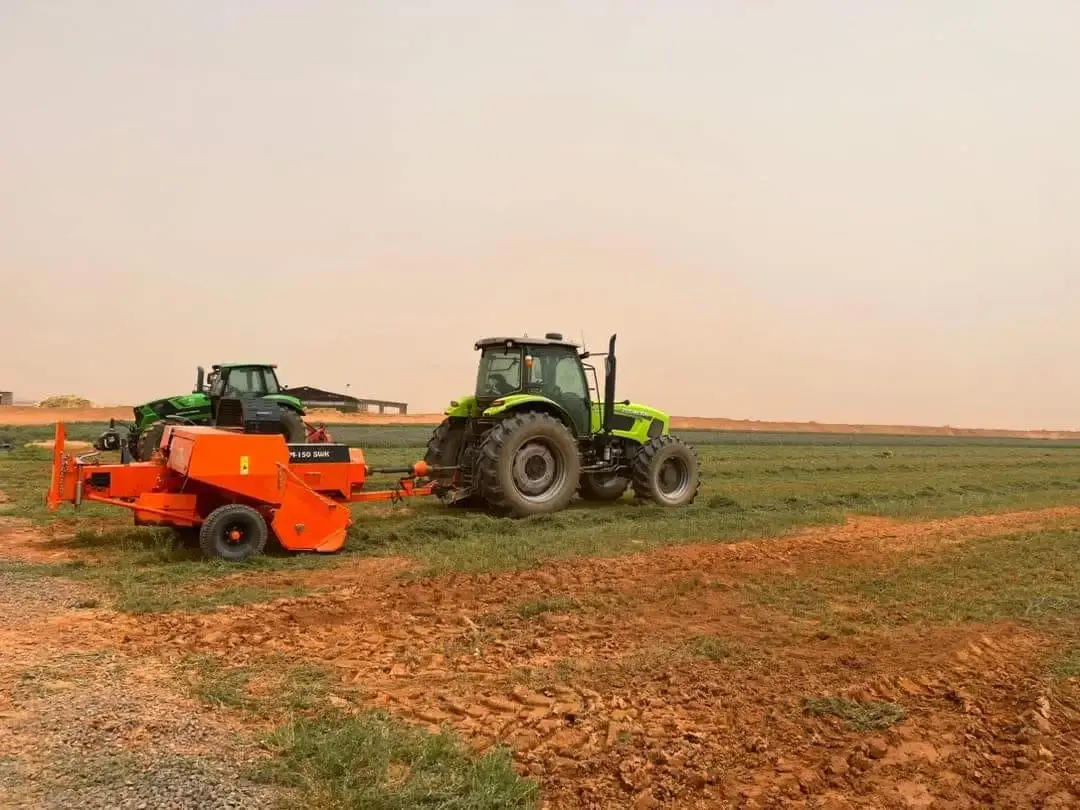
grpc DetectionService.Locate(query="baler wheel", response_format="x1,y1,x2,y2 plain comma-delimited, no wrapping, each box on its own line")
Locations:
199,504,268,562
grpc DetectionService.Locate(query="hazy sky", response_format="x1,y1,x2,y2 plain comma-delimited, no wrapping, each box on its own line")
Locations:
3,1,1078,428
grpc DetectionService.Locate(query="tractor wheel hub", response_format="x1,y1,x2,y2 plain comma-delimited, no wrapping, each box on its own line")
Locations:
512,442,557,496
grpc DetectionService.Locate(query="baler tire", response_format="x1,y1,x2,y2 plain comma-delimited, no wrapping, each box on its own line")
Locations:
279,408,308,443
631,435,700,507
136,422,166,462
477,411,580,517
579,472,630,502
199,504,268,562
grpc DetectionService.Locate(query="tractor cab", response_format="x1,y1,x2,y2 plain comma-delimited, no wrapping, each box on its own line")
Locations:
474,333,595,437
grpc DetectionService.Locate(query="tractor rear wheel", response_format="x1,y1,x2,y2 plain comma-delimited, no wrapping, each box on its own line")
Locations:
425,418,465,488
477,411,580,517
198,504,268,562
136,422,166,461
425,418,479,507
279,408,308,443
579,472,630,502
631,435,700,507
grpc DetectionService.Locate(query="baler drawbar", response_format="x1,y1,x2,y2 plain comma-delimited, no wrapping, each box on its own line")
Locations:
45,421,435,561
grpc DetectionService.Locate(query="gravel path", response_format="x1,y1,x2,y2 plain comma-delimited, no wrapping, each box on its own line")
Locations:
0,523,283,810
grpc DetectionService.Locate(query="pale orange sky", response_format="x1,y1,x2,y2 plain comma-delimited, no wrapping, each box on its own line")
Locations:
2,2,1078,429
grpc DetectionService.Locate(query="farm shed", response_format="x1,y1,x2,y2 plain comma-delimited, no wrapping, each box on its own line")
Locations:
281,386,408,415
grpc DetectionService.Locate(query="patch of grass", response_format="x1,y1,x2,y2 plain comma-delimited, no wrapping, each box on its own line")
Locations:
187,654,254,710
514,596,581,619
1048,644,1080,679
803,697,906,731
184,654,341,719
685,634,732,661
744,527,1080,630
254,710,539,810
115,583,317,614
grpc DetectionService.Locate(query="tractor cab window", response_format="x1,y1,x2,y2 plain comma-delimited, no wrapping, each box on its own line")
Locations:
532,347,591,435
219,368,273,397
261,369,280,394
476,349,521,398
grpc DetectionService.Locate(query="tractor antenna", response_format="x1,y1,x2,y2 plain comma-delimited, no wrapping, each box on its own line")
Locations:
580,329,586,352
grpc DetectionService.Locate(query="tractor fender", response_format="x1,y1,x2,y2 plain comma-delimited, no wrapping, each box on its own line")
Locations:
262,394,307,415
482,395,576,432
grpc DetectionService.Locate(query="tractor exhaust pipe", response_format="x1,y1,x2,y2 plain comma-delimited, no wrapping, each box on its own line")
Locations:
194,366,206,394
603,333,617,434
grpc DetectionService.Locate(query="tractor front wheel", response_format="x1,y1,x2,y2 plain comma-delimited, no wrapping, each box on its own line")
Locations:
279,408,308,443
198,504,268,562
579,472,629,502
478,412,580,517
631,435,700,507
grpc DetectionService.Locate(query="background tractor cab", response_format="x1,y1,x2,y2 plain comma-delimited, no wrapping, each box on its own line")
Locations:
201,363,309,442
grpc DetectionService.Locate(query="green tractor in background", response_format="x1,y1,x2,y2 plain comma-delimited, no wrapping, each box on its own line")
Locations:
425,333,700,516
94,363,316,461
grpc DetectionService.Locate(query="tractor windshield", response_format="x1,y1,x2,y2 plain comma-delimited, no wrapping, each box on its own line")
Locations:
476,348,521,399
213,367,280,398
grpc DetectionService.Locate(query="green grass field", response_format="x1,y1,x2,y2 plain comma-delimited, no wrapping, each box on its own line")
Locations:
3,421,1080,610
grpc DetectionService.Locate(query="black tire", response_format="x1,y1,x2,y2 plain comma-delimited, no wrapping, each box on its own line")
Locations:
424,418,466,488
198,504,268,562
136,422,166,461
477,411,580,517
631,435,700,507
579,472,630,502
424,418,481,507
279,408,308,443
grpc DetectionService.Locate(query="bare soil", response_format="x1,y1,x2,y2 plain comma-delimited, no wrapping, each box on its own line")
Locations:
3,405,1078,439
3,508,1078,808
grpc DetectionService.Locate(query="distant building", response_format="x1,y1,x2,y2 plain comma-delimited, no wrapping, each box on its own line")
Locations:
0,392,12,406
281,386,408,415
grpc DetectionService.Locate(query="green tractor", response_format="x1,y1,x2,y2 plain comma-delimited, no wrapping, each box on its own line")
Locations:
425,333,699,516
94,363,318,461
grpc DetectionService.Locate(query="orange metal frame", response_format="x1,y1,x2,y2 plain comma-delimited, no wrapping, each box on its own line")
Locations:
46,422,435,553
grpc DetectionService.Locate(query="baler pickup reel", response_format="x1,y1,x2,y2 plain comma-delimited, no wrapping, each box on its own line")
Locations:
46,420,436,562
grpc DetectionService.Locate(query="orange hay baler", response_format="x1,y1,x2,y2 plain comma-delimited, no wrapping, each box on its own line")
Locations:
46,421,434,561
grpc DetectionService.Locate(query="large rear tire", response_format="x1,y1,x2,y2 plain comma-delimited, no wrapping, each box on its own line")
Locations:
424,418,466,488
579,472,630,502
198,504,268,562
425,418,480,507
631,435,700,507
477,411,580,517
279,408,308,443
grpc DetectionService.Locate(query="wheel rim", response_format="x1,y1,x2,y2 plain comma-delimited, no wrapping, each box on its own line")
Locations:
224,523,248,546
656,456,692,500
511,440,567,503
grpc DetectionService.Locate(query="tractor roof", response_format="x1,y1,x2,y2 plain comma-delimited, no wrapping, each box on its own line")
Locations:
211,363,278,370
475,334,579,350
